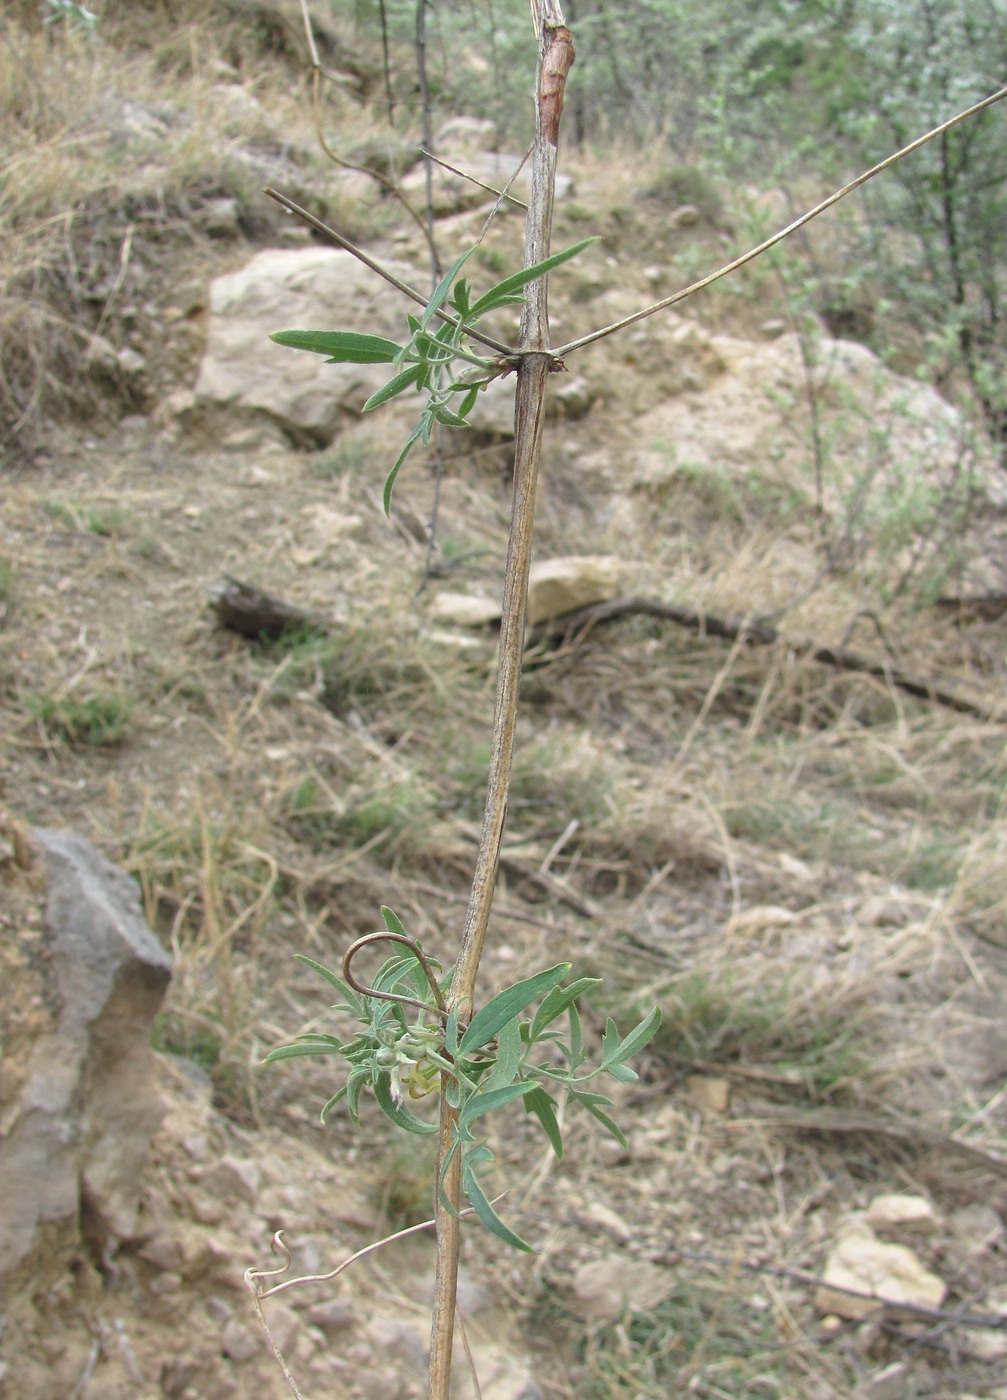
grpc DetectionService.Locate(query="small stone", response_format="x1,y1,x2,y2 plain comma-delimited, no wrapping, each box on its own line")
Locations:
580,1201,633,1244
865,1194,939,1235
428,592,502,628
263,1302,300,1355
148,1270,183,1294
685,1075,731,1114
222,1319,259,1363
959,1326,1007,1362
308,1298,358,1333
949,1203,1004,1253
198,1155,260,1205
188,1191,225,1225
669,204,701,228
553,376,595,420
814,1220,947,1320
572,1255,674,1323
863,1361,909,1399
526,556,624,624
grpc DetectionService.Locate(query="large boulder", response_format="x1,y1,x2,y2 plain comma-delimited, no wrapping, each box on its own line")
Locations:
0,827,172,1286
194,246,419,445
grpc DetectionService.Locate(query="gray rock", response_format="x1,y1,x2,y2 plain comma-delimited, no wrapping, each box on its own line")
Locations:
0,829,172,1281
194,247,419,445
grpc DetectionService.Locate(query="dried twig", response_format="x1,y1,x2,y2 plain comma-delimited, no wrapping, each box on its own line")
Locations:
540,596,994,719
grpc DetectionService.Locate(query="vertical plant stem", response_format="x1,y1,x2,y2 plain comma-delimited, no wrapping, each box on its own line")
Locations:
426,6,573,1398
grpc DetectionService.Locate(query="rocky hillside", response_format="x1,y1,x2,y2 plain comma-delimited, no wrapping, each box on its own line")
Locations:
2,5,1007,1399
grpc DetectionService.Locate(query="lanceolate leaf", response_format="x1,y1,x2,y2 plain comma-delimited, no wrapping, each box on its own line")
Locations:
270,329,400,363
458,963,571,1054
600,1006,663,1069
262,1040,342,1062
530,977,602,1040
484,1016,522,1092
293,953,358,1006
459,1081,530,1132
382,418,427,514
373,1073,438,1134
381,907,408,937
570,1089,628,1148
467,237,598,318
363,363,423,412
462,1144,532,1252
421,247,476,331
523,1086,563,1159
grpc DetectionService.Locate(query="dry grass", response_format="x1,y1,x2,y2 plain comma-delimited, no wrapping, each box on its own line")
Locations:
3,8,1007,1398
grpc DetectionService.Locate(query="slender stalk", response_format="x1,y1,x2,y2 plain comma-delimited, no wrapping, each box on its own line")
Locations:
552,82,1007,359
426,6,573,1398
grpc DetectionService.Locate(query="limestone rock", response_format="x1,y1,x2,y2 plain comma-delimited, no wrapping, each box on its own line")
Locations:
527,556,624,624
685,1075,731,1114
814,1220,947,1320
865,1193,939,1235
0,828,172,1282
428,592,502,627
949,1203,1004,1253
572,1254,675,1323
194,247,418,445
401,149,573,216
435,115,499,152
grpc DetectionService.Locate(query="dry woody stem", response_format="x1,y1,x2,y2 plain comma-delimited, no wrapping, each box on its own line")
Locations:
426,6,574,1398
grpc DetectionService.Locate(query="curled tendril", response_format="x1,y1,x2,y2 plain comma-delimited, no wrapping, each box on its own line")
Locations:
341,931,449,1022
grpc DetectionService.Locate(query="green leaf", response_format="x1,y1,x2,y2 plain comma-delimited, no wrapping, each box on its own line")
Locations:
346,1067,369,1123
606,1062,639,1083
270,329,400,363
430,402,473,428
383,417,427,515
485,1015,522,1092
600,1006,662,1069
461,1144,532,1251
570,1089,627,1148
523,1085,563,1159
319,1086,348,1122
451,280,471,316
373,1073,439,1134
293,953,357,1005
530,977,602,1041
458,964,571,1054
568,1002,583,1069
467,238,598,319
363,363,423,412
459,1081,530,1132
421,247,475,331
262,1041,342,1063
381,906,407,937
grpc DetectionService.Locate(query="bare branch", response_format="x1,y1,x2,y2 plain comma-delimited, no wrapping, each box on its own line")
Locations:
419,147,530,209
553,84,1007,359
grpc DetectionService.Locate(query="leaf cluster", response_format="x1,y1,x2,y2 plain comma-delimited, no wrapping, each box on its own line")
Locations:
265,907,660,1250
270,238,595,512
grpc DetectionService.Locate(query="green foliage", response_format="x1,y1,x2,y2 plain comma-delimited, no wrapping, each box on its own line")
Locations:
271,238,596,512
24,688,134,747
43,498,131,537
45,0,98,32
265,909,660,1250
652,971,864,1099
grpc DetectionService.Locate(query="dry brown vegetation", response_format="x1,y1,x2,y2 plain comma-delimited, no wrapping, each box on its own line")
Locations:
2,5,1007,1399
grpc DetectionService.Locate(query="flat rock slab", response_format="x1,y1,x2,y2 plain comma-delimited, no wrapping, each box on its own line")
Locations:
195,246,418,445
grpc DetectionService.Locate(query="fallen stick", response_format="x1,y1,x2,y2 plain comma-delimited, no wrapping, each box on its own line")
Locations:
537,597,993,720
